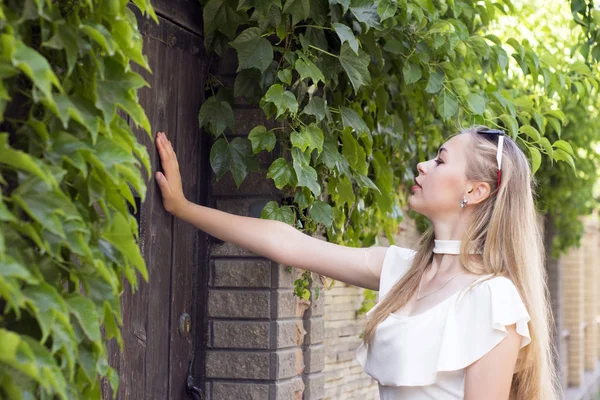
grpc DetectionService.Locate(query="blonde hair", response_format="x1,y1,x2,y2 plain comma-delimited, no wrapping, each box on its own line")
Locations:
363,126,560,399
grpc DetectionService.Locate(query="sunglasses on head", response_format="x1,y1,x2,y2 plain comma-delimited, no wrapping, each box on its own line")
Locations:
476,128,505,192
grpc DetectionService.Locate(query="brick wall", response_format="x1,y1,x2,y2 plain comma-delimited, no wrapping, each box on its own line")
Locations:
203,48,324,400
322,215,421,399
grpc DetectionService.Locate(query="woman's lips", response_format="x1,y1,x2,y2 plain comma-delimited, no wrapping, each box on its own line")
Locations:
412,185,421,191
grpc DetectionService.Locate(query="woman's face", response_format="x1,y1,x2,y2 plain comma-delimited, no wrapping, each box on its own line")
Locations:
408,133,472,218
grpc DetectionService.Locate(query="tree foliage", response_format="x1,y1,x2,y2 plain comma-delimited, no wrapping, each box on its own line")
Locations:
0,0,155,398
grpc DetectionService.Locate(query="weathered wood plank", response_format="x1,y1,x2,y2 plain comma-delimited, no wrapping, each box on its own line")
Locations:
117,23,178,399
152,0,204,37
168,43,208,400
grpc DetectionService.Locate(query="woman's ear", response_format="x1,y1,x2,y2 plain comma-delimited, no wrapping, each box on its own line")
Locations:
467,181,491,205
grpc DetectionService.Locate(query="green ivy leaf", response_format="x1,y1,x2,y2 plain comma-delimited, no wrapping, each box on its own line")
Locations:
277,68,293,85
267,158,297,189
292,147,321,196
291,123,324,155
302,96,327,121
350,0,380,30
332,23,359,54
309,200,334,227
261,201,296,224
341,107,369,135
282,0,310,26
248,125,276,153
230,27,274,73
377,0,398,20
262,84,298,117
210,137,231,180
229,137,260,186
198,96,235,137
67,295,101,342
553,148,576,171
204,0,246,38
339,43,371,93
295,55,325,84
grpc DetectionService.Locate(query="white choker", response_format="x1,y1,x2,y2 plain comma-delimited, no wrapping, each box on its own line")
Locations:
433,240,482,255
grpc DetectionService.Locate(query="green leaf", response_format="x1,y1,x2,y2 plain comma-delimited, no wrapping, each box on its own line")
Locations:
295,55,325,84
302,96,326,121
553,148,576,171
467,93,487,115
552,140,575,156
12,39,62,99
339,44,371,93
267,158,297,188
261,201,295,225
425,70,444,94
377,0,398,20
341,107,369,135
519,125,541,141
291,123,324,155
402,61,422,85
80,22,117,56
435,90,458,121
210,137,231,180
277,69,292,85
230,27,274,73
248,125,276,153
350,0,380,29
292,147,321,196
529,146,541,174
103,212,148,282
332,23,359,54
282,0,310,26
341,130,367,175
262,84,298,117
499,114,519,138
204,0,246,38
229,137,260,186
0,134,56,188
309,200,334,227
67,295,101,342
198,96,235,137
450,78,469,96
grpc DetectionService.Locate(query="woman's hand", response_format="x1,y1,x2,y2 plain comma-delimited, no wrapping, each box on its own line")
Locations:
155,131,189,217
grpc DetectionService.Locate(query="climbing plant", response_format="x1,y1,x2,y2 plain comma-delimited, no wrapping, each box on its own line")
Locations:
200,0,599,298
0,0,155,398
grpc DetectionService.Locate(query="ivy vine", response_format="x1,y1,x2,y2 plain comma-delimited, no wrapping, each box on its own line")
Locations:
0,0,155,398
200,0,599,296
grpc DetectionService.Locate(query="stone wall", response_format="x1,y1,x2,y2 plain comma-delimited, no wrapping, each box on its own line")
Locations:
322,215,421,399
203,48,324,400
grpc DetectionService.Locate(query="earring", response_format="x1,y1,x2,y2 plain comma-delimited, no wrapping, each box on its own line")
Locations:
460,197,468,208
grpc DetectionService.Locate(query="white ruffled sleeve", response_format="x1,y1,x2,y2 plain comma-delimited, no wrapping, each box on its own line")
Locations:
436,276,532,371
374,246,416,301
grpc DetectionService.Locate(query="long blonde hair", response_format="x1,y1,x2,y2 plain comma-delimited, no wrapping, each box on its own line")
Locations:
363,126,560,399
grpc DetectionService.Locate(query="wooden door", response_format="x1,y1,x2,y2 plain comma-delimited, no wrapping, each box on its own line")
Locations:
104,3,210,399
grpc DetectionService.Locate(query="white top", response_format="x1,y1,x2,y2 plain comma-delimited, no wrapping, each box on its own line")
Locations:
356,245,531,399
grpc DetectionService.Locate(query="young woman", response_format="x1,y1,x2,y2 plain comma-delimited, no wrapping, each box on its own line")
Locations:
154,126,559,399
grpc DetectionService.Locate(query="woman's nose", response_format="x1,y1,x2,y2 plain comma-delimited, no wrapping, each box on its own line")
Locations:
417,161,427,175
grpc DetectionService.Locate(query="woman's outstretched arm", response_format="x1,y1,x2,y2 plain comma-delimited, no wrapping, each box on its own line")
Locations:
154,131,387,290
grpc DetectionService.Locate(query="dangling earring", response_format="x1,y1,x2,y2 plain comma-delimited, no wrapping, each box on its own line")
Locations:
460,197,468,208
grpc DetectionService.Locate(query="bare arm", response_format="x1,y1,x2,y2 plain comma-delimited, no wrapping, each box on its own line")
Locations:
154,131,388,290
464,324,521,399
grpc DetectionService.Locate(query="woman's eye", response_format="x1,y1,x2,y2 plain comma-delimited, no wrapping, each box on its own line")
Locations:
434,158,444,165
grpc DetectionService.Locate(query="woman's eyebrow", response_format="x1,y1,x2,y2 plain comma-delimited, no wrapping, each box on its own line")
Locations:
437,147,448,156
